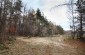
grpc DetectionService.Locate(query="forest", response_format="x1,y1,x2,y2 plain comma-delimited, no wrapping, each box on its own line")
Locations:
0,0,85,55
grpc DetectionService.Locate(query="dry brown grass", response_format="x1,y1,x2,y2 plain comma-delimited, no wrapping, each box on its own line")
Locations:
0,36,85,55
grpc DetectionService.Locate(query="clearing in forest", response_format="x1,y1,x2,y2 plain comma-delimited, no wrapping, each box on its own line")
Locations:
0,36,85,55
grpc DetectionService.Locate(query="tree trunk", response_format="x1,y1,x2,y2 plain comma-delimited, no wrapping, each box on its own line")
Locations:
79,13,83,39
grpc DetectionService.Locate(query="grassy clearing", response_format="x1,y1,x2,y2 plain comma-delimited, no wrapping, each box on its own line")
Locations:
0,36,85,55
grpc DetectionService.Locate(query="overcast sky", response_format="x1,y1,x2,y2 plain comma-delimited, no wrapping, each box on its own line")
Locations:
22,0,71,30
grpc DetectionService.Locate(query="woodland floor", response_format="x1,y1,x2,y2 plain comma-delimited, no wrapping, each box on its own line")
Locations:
0,36,85,55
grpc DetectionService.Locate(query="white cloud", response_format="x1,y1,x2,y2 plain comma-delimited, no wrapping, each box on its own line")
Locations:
40,0,70,30
41,0,67,10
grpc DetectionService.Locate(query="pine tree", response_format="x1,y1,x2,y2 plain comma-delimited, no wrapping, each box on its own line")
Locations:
76,0,85,38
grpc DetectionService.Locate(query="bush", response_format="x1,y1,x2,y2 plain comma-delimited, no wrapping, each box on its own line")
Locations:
0,44,9,50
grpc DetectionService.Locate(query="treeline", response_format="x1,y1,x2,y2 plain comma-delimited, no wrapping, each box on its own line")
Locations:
69,0,85,39
20,9,64,36
0,0,64,44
